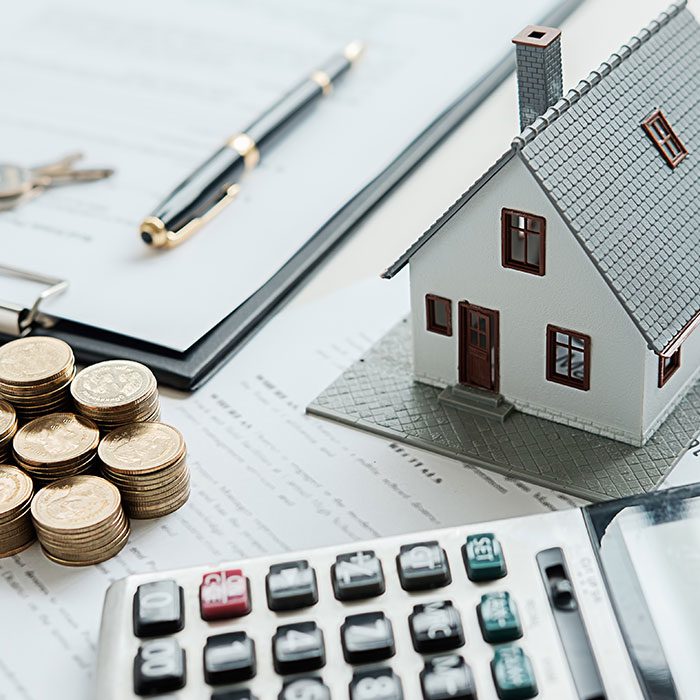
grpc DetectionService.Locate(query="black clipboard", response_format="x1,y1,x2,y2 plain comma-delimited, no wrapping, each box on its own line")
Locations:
0,0,582,391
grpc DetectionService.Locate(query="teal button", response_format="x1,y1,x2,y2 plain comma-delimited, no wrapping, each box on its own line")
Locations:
491,646,538,699
463,533,507,581
478,592,522,643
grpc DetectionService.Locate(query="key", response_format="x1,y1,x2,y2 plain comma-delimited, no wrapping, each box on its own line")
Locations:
491,646,538,700
133,637,186,696
133,580,184,637
212,691,257,700
420,655,477,700
478,592,523,643
272,621,326,674
463,533,507,582
409,601,465,653
279,678,331,700
332,550,385,601
200,569,251,620
341,612,395,664
203,631,256,684
397,541,451,591
0,153,113,211
350,668,403,700
266,560,318,611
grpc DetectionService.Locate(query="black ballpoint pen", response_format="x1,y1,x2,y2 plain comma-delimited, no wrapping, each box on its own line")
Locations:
140,41,365,249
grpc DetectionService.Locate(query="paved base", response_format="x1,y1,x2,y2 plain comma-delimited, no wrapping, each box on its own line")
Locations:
308,318,700,501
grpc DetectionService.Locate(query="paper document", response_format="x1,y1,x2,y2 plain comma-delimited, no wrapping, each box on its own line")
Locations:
1,0,566,350
0,277,582,700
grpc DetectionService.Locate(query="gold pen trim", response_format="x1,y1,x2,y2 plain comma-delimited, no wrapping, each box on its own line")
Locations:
310,70,333,96
226,132,260,169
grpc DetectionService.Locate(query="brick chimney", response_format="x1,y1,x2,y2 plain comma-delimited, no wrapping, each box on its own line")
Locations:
512,25,563,131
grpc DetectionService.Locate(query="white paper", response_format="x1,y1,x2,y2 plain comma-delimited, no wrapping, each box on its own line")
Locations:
0,276,582,700
0,0,562,350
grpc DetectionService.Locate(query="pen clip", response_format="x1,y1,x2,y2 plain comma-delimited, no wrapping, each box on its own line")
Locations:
141,184,240,249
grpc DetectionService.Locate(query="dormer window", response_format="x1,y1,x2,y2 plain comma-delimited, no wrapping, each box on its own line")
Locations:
501,209,546,276
642,109,687,168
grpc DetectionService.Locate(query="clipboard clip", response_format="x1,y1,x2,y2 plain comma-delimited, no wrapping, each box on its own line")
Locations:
0,265,68,337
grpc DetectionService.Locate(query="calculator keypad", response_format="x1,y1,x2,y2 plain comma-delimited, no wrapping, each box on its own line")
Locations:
266,560,318,611
397,541,452,591
133,580,184,637
133,637,186,695
203,631,256,684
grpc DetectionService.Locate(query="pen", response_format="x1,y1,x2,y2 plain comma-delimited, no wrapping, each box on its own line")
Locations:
140,41,365,249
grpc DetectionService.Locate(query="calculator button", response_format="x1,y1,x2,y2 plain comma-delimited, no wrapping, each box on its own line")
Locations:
491,646,538,699
332,550,385,601
266,560,318,611
478,592,522,643
350,668,403,700
463,534,507,582
279,678,331,700
341,612,395,664
420,655,477,700
409,600,465,653
272,621,326,674
397,541,451,591
212,691,257,700
133,580,184,637
200,569,251,621
203,631,256,685
133,637,186,695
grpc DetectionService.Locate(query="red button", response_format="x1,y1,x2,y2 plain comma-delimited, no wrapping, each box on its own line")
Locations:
200,569,251,621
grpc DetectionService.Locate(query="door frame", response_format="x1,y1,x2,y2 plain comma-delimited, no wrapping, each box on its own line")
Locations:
458,302,500,392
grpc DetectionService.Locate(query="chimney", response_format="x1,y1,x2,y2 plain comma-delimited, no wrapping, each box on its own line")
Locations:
512,25,563,131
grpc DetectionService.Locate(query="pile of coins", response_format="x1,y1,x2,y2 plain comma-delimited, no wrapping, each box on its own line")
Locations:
71,360,160,432
31,474,129,566
99,423,190,519
0,401,17,461
13,413,100,484
0,337,75,421
0,465,35,556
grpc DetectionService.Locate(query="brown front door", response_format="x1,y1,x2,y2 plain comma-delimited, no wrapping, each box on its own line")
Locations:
459,303,499,392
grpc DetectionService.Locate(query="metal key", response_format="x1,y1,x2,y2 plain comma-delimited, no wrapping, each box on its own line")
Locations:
0,152,113,211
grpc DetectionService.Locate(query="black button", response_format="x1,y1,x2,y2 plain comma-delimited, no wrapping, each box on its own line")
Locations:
212,691,257,700
266,560,318,611
133,580,185,637
203,631,256,685
332,550,385,601
350,668,403,700
341,612,395,664
397,541,451,591
420,655,476,700
272,621,326,674
409,601,464,653
279,678,331,700
133,637,186,696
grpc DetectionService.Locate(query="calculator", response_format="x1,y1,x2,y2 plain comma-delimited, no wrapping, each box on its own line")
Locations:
96,483,700,699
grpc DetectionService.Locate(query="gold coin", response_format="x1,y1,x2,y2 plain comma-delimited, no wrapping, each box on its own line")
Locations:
98,423,185,475
0,401,17,436
71,361,156,410
0,337,73,386
0,537,35,558
127,487,190,519
31,475,121,532
13,413,99,466
0,465,33,520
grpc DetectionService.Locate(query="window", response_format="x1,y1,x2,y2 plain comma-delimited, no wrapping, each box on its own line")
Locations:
425,294,452,336
501,209,546,276
642,110,688,168
658,349,681,387
546,325,591,390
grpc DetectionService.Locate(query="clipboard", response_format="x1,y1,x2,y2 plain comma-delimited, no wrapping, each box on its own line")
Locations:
0,0,581,391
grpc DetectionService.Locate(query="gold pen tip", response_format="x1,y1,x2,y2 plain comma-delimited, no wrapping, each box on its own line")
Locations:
344,41,365,63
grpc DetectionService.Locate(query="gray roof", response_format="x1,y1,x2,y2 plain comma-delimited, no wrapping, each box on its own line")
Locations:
385,1,700,354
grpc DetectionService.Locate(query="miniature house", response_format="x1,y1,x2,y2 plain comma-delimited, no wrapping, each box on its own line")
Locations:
383,1,700,447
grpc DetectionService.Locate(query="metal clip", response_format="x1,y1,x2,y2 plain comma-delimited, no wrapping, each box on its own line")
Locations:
0,265,68,337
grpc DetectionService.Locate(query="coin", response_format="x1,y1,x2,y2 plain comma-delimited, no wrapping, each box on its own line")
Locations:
14,413,100,466
0,465,33,521
99,423,185,474
71,360,156,409
0,337,73,386
31,474,120,531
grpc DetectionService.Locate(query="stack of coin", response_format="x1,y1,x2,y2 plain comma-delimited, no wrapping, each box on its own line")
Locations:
13,413,100,484
0,465,35,557
0,337,75,422
0,401,18,462
71,360,160,432
99,422,190,519
31,474,129,566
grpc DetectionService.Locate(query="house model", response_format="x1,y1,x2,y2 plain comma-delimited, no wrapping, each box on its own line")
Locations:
382,1,700,448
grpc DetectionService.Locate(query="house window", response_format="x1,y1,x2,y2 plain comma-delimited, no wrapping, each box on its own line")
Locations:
658,349,681,387
501,209,546,276
546,325,591,390
425,294,452,336
642,110,688,168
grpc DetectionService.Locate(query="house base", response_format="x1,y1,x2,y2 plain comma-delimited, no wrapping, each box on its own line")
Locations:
307,317,700,502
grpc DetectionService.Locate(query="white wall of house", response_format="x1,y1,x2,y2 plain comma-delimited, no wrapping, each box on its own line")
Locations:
409,154,651,445
641,327,700,440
